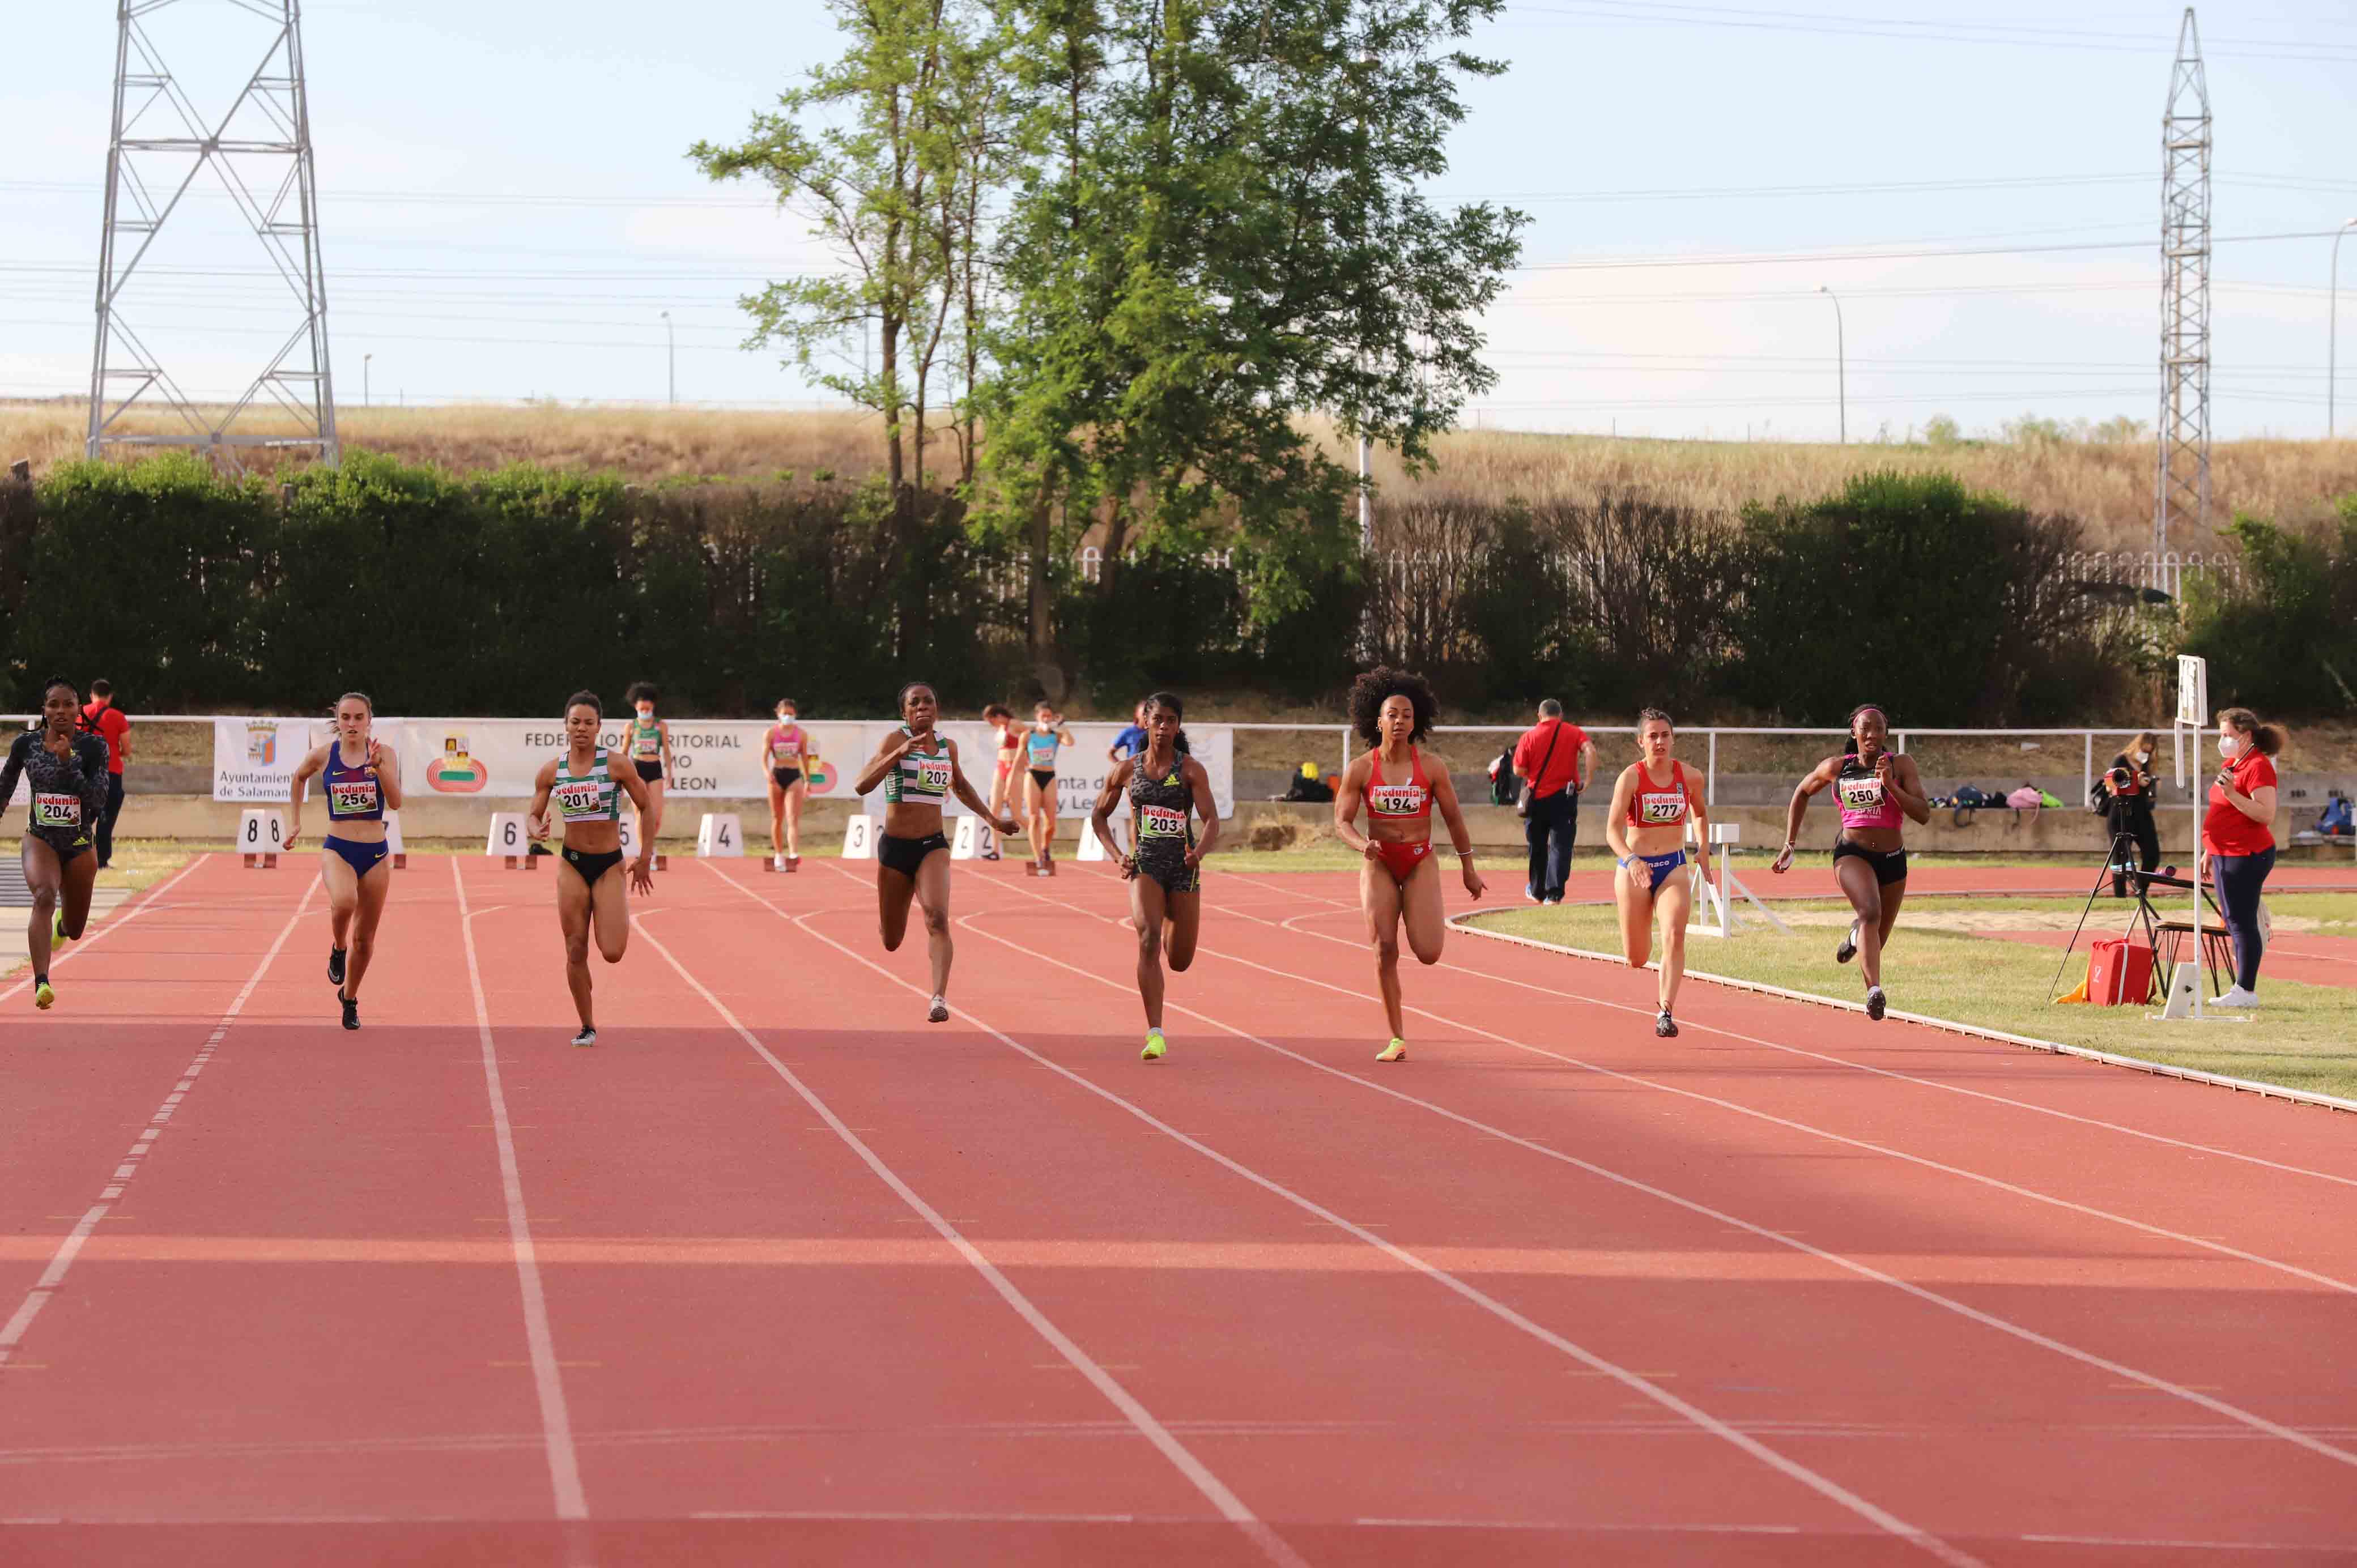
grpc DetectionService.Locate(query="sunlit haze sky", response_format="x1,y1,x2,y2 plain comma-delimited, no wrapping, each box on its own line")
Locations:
5,1,2355,442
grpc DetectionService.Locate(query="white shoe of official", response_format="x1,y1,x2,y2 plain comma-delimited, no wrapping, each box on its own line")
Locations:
2210,986,2261,1008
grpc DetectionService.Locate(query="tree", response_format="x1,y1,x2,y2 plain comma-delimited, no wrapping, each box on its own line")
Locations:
690,0,1004,497
973,0,1526,688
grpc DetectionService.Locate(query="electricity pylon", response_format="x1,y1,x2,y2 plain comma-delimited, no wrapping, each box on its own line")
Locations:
2155,6,2210,555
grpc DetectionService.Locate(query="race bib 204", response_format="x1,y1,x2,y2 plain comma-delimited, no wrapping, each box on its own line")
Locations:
32,792,80,829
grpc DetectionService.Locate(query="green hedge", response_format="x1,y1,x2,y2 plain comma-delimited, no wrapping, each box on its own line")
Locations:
2182,499,2357,716
0,457,2234,723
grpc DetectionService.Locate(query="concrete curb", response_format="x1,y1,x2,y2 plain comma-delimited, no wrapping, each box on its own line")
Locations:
1448,910,2357,1117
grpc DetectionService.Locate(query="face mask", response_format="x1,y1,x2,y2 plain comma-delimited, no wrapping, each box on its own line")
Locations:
778,715,795,726
2137,750,2151,763
636,706,653,719
2217,735,2237,759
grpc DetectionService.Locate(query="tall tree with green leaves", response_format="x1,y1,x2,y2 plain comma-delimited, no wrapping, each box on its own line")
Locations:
976,0,1525,682
690,0,1005,496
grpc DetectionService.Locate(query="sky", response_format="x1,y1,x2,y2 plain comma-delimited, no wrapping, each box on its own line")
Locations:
4,0,2355,444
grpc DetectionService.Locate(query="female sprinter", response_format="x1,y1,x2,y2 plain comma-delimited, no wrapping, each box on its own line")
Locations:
1602,709,1713,1038
0,678,109,1011
286,693,404,1030
1772,703,1930,1020
854,682,1022,1022
1022,702,1074,874
1332,667,1486,1061
623,680,673,854
527,692,657,1047
982,703,1019,855
1091,691,1218,1062
764,697,812,870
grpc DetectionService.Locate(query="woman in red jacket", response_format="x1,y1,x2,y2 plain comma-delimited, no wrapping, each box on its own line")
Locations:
2201,707,2284,1008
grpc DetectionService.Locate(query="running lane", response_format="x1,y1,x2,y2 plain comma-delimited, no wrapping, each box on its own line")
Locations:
0,857,580,1567
945,858,2357,1560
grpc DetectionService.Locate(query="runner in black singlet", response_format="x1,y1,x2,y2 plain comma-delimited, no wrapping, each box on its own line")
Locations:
1090,692,1218,1061
1,677,110,1011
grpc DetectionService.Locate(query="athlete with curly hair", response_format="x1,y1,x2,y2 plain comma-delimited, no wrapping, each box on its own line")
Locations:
1333,667,1486,1061
1772,702,1929,1020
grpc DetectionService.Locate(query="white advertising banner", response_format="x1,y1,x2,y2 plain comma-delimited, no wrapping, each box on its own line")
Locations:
211,718,325,803
217,717,1235,817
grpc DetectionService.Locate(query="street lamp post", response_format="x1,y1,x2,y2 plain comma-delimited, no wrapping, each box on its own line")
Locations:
660,312,674,407
2332,219,2357,438
363,352,372,408
1816,286,1846,445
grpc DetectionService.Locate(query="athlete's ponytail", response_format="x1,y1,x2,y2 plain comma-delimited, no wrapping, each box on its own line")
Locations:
2218,707,2287,757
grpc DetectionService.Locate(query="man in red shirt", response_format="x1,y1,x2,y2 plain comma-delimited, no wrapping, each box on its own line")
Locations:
80,679,131,870
1512,698,1593,904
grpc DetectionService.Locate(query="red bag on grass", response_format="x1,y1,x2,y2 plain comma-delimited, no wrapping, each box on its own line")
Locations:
2086,938,2154,1006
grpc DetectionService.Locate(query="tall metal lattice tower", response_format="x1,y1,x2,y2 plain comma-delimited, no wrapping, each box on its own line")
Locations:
87,0,337,467
2155,6,2210,555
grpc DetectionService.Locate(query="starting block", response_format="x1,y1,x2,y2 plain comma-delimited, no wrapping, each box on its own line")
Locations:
696,813,744,858
385,810,407,870
239,808,284,869
487,812,534,870
763,851,800,872
841,814,877,861
951,815,998,862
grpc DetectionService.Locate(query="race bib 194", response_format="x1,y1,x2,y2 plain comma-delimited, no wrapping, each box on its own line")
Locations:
1369,786,1423,817
32,792,79,829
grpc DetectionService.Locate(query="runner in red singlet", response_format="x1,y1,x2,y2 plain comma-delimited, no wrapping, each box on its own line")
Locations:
1333,667,1484,1062
1602,709,1713,1038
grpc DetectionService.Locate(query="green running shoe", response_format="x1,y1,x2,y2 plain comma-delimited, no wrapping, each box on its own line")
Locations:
1375,1037,1407,1063
1141,1030,1167,1062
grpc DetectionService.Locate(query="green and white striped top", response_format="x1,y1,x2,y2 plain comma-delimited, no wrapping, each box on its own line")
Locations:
552,747,620,823
883,728,954,804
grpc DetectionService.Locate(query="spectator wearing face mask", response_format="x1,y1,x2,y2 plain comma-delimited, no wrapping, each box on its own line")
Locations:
2201,707,2286,1009
2103,729,2160,898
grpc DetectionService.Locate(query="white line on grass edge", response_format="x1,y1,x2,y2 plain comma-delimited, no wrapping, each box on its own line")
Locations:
1446,911,2357,1117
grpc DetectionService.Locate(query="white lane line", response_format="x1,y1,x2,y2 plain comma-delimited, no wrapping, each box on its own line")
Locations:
953,905,2357,1479
1219,866,2357,1175
0,856,209,1003
1018,868,2357,1295
743,863,1983,1568
449,860,587,1524
0,872,317,1368
631,914,1311,1568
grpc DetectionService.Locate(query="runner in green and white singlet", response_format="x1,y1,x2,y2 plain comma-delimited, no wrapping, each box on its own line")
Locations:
622,679,672,861
853,681,1022,1024
527,690,657,1047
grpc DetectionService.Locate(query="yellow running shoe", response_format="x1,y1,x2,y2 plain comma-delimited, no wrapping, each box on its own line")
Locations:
53,909,67,944
1141,1029,1167,1062
34,981,56,1011
1375,1038,1407,1063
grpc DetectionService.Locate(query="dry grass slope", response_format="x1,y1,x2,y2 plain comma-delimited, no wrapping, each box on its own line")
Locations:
9,398,2355,551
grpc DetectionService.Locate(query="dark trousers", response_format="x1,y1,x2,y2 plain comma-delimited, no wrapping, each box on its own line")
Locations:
1525,789,1577,901
2107,800,2159,897
2210,846,2275,991
97,773,125,868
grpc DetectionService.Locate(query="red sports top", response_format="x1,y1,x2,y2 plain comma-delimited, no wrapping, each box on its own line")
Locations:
1626,760,1692,828
1366,746,1433,826
2202,749,2277,857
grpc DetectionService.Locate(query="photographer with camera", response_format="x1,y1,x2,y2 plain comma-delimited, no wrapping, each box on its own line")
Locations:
2102,729,2160,898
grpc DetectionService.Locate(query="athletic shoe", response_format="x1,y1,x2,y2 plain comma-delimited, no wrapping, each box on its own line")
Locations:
928,995,950,1023
33,980,55,1011
571,1026,597,1048
340,996,360,1032
1142,1029,1167,1062
1865,986,1887,1021
1526,884,1541,904
1655,1011,1678,1038
2211,986,2261,1008
1836,921,1858,965
1375,1038,1408,1063
787,855,802,871
327,946,347,987
1543,896,1563,906
53,909,68,944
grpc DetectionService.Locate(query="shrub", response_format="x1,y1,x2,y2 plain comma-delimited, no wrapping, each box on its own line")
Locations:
2182,499,2357,715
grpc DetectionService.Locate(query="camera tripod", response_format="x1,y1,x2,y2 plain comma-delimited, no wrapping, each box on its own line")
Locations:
2044,830,2172,1003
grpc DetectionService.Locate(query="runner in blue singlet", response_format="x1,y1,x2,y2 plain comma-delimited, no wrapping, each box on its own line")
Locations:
288,692,405,1030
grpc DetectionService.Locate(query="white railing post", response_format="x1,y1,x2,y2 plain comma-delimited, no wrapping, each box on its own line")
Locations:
1707,730,1717,807
2083,732,2094,806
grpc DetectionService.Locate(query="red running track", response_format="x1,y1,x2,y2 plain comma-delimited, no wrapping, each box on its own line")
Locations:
0,852,2352,1566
